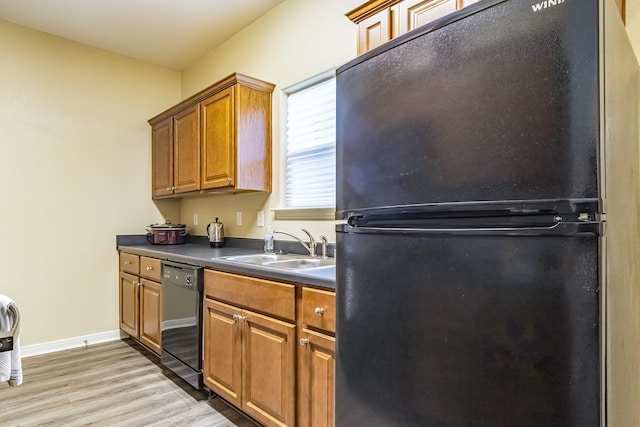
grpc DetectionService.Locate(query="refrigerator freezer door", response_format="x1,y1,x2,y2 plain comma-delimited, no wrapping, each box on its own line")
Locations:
336,0,600,218
335,231,599,427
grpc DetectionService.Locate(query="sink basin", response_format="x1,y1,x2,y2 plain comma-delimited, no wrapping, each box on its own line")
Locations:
262,258,335,270
220,254,293,264
220,253,335,273
297,265,335,279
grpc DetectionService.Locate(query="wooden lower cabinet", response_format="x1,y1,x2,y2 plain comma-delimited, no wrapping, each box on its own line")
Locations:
139,278,161,353
298,287,337,427
118,253,162,354
119,272,139,337
298,328,336,427
204,298,296,427
204,299,243,407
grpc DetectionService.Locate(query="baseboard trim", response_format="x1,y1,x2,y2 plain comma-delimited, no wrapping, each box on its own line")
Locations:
22,330,122,358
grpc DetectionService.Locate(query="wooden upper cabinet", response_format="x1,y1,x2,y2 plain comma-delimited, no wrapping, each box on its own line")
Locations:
173,104,201,194
398,0,456,35
148,73,274,199
151,117,173,198
201,87,235,190
357,8,392,56
348,0,481,55
615,0,625,24
235,82,273,192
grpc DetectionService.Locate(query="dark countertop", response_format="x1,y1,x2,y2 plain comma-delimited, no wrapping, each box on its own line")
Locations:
116,236,336,290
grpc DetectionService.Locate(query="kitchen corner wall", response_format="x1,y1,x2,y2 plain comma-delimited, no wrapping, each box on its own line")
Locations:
178,0,363,244
0,20,181,346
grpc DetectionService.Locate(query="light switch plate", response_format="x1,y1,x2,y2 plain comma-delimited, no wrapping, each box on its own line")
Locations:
257,211,265,227
236,211,243,226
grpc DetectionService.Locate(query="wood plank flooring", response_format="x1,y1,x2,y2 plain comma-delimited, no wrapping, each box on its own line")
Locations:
0,339,259,427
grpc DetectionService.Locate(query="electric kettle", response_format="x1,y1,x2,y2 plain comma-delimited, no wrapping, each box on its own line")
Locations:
207,217,224,248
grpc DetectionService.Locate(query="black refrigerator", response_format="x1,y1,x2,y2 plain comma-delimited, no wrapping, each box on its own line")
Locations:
335,0,639,426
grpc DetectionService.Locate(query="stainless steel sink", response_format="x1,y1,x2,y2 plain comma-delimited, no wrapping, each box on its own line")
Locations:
262,258,335,270
221,254,293,264
220,253,335,272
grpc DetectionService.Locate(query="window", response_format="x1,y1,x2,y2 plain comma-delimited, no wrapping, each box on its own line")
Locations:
277,71,336,219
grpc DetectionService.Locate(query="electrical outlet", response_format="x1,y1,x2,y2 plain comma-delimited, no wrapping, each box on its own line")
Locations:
236,211,243,226
257,211,265,227
193,213,198,225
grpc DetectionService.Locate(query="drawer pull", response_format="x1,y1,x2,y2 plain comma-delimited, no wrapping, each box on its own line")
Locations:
300,338,309,346
146,266,153,271
314,307,325,315
124,261,131,265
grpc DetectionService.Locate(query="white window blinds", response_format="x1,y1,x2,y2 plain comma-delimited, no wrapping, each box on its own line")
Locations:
284,76,336,209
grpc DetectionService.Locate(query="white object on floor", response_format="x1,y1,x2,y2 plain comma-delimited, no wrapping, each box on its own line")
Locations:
0,294,22,386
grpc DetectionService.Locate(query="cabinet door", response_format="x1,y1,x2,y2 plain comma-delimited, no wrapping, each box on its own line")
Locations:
242,310,296,427
173,104,201,194
151,117,174,198
203,299,242,408
357,8,392,55
398,0,457,35
299,329,336,427
139,279,161,354
201,87,236,190
119,272,139,338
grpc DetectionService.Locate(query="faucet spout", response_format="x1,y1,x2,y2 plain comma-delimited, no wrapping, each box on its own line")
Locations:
274,229,317,257
320,236,328,259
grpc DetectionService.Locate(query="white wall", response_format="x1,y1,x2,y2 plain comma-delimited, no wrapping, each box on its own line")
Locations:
178,0,363,243
0,20,181,346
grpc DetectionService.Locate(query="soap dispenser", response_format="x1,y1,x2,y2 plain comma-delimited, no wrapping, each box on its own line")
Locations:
264,226,275,253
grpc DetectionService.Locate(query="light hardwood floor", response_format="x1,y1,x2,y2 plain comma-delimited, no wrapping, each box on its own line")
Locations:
0,339,259,427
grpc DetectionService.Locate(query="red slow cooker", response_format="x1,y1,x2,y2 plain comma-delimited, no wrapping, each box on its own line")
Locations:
146,221,188,245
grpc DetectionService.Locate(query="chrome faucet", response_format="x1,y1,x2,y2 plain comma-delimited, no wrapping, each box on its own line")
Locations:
275,229,317,257
320,236,328,259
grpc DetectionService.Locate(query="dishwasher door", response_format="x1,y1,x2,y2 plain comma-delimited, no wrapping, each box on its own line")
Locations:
161,261,204,390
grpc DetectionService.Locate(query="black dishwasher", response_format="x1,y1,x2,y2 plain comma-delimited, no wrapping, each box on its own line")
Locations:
161,260,203,389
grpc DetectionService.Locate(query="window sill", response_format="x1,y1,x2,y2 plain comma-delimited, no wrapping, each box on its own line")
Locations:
272,207,335,221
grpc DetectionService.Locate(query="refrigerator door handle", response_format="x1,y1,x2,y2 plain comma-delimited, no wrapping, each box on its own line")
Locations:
338,221,601,236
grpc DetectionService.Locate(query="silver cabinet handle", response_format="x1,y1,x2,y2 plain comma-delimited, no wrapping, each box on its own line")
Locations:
232,314,246,322
146,266,153,271
300,338,309,346
227,177,232,182
314,307,325,315
166,187,172,191
124,261,131,265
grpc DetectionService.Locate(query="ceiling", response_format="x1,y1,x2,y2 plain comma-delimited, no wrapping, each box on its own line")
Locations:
0,0,286,70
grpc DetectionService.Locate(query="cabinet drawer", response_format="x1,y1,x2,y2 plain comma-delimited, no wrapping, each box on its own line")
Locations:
204,269,295,321
120,252,140,275
302,288,336,333
140,256,162,281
